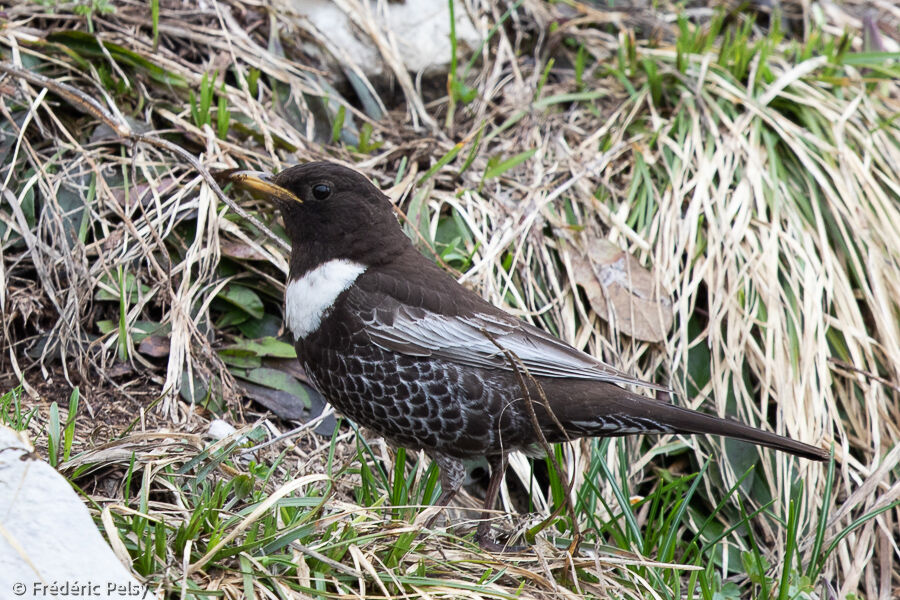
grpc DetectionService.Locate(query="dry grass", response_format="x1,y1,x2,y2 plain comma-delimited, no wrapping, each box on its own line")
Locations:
1,0,899,597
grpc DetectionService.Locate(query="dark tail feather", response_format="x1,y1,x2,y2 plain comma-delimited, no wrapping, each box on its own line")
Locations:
566,389,829,462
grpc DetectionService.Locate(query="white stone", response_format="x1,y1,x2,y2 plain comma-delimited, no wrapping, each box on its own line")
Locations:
0,426,152,599
294,0,482,76
207,419,236,440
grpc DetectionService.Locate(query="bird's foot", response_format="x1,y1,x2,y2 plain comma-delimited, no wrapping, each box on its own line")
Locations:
420,509,442,530
475,523,528,553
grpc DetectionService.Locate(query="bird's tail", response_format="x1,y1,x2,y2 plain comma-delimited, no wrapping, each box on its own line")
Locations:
545,383,829,461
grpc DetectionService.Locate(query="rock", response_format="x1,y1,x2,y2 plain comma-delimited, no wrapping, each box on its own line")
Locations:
0,426,152,599
207,419,237,440
294,0,482,77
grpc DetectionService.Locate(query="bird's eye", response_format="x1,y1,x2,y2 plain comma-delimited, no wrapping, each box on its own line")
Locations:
311,183,332,200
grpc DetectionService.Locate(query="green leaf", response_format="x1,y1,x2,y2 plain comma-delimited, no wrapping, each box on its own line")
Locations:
189,90,200,129
199,71,213,127
741,550,770,585
45,31,187,88
55,177,88,249
180,372,209,404
218,349,262,369
451,79,477,104
232,367,312,409
96,319,167,342
151,0,159,48
417,143,464,186
216,306,250,328
237,314,282,339
332,105,346,143
247,68,260,97
95,272,151,302
63,387,79,462
217,285,264,319
217,81,229,139
482,148,537,180
232,474,253,500
227,336,296,358
714,581,741,600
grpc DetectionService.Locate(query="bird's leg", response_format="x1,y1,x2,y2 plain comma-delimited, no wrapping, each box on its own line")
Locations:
423,453,465,528
476,454,506,543
475,453,525,552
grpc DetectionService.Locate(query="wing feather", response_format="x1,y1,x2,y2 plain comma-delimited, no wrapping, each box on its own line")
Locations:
350,284,666,391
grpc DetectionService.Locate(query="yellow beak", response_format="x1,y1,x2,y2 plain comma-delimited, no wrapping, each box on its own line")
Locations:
214,169,302,205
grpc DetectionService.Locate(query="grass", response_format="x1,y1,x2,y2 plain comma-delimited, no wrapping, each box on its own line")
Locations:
1,0,899,598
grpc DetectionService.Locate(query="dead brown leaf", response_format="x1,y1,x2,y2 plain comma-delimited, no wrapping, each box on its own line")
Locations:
569,239,672,343
139,335,171,358
220,238,270,261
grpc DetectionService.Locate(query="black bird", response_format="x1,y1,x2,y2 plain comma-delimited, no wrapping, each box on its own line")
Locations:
218,162,828,549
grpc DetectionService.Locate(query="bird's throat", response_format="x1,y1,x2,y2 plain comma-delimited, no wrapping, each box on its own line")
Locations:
285,259,367,341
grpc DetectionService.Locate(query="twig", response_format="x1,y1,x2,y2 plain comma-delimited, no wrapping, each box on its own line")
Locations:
479,327,582,554
827,358,900,394
0,60,289,252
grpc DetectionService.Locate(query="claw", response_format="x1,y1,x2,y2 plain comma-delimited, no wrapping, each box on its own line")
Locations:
475,526,528,553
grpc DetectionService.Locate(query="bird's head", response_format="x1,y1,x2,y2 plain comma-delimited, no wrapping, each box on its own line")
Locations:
217,162,408,269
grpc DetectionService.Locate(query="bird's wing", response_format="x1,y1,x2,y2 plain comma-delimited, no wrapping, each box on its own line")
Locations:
350,285,666,391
